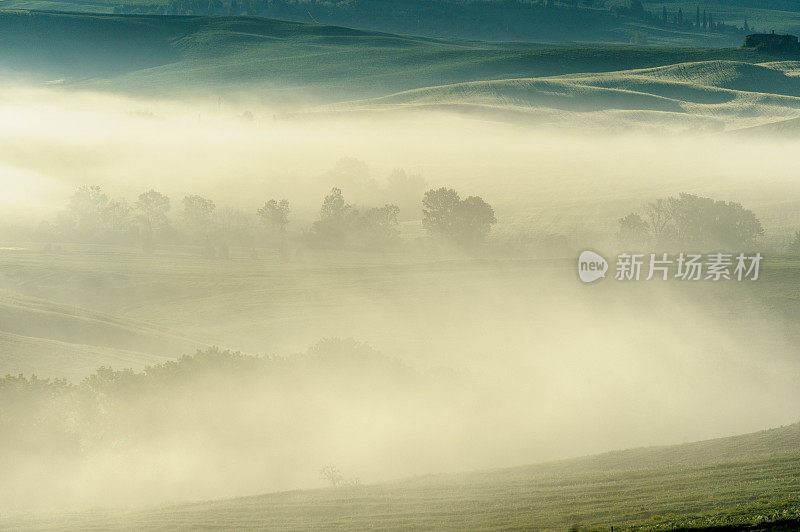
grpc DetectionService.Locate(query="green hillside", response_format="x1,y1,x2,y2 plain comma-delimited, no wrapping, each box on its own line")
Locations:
333,59,800,130
0,10,781,102
4,422,799,530
0,0,789,46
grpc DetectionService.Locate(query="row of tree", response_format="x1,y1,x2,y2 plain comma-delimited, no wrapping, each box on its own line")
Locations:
619,1,751,36
37,185,498,254
40,187,790,254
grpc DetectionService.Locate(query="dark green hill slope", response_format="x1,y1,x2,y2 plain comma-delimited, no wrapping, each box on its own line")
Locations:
0,0,781,46
0,11,771,101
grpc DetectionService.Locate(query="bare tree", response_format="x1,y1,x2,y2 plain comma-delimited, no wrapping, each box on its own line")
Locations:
319,465,344,487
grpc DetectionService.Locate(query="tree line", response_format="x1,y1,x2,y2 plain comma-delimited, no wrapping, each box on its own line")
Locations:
35,185,498,255
619,1,751,37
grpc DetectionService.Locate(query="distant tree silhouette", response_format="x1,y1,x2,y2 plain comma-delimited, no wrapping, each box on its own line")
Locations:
320,465,344,487
357,204,400,249
257,199,290,234
422,187,497,247
182,195,216,241
135,190,171,253
669,193,763,248
618,213,649,246
66,185,132,241
136,190,171,232
309,188,358,247
621,193,764,250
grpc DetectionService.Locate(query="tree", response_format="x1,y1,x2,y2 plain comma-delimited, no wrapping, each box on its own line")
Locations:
422,187,460,238
256,199,290,234
422,188,497,247
618,213,650,246
453,196,497,246
181,195,216,241
320,465,343,487
66,185,132,241
309,188,358,247
357,204,400,249
624,193,764,250
669,193,763,248
136,190,170,230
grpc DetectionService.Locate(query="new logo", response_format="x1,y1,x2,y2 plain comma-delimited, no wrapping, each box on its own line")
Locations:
578,250,608,283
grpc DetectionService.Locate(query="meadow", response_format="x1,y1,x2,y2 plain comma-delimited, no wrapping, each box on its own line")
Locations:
2,420,799,529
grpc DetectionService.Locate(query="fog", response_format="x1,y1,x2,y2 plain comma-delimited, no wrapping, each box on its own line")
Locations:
2,84,800,513
3,85,800,230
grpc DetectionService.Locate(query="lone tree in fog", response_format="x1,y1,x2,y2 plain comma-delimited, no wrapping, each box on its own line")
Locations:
422,187,496,247
319,465,343,487
181,195,216,241
256,199,290,234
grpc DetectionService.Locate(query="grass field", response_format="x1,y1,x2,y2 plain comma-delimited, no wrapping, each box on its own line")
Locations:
2,422,799,530
3,242,800,380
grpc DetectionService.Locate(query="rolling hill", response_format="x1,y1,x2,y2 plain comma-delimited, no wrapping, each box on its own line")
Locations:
0,10,774,102
0,0,756,46
3,0,799,47
3,11,800,131
0,289,202,380
329,60,800,131
3,421,799,529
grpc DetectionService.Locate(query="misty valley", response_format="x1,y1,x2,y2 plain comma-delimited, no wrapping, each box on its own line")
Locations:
2,4,800,531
